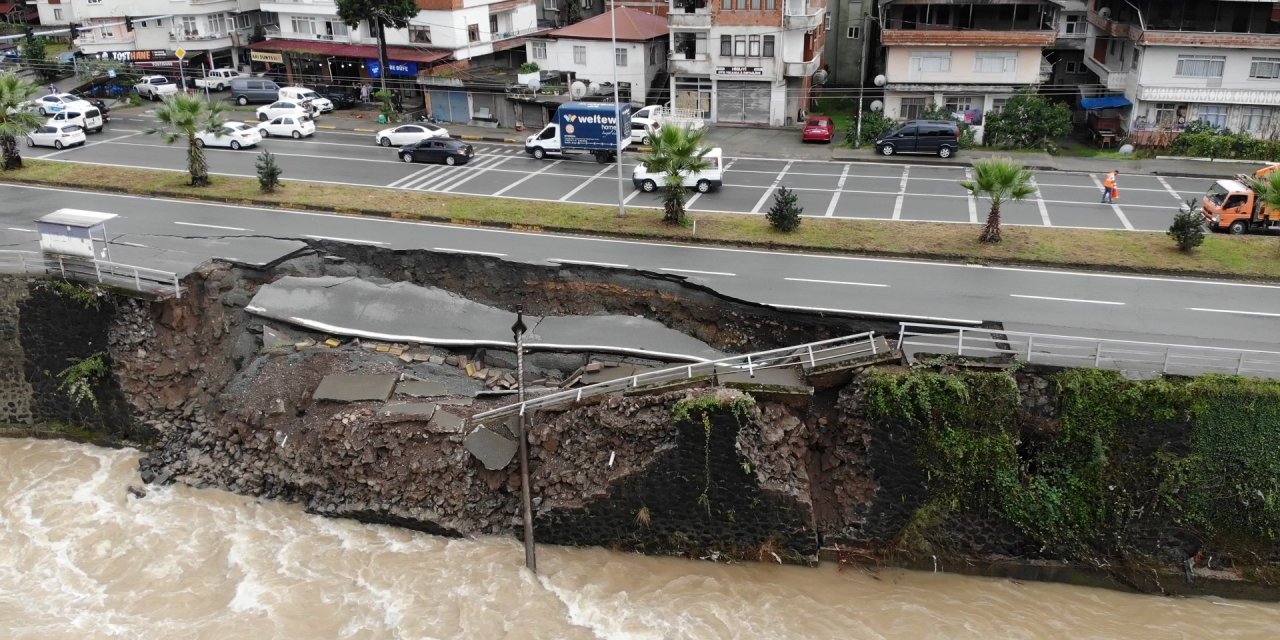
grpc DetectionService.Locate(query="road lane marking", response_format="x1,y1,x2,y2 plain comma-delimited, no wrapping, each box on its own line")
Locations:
824,164,850,217
547,258,628,268
43,130,142,159
494,159,564,197
387,164,438,189
750,160,794,214
623,188,643,204
423,156,499,192
1157,176,1183,200
560,164,614,201
114,241,149,248
660,268,736,277
1011,294,1124,306
964,168,978,224
174,221,251,232
1029,178,1052,227
441,156,513,193
1188,307,1280,318
6,227,37,233
305,234,387,245
432,247,507,257
785,277,888,288
769,303,981,325
1089,173,1135,230
402,166,452,191
892,166,909,220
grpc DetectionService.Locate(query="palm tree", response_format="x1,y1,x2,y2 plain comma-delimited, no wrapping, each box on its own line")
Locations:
145,94,227,186
639,124,711,225
960,157,1037,243
1251,166,1280,214
0,72,43,171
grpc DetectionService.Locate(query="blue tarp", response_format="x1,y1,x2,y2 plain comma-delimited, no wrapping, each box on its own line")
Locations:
1081,96,1132,110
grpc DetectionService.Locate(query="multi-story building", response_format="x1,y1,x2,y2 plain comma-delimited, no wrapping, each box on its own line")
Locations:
668,0,828,126
823,0,871,87
33,0,75,27
68,0,272,71
876,0,1064,131
1083,0,1280,139
525,7,668,104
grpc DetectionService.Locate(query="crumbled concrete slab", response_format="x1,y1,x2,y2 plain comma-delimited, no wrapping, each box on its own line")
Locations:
262,326,293,351
720,366,810,391
397,379,449,398
429,408,466,434
313,373,398,402
434,398,475,407
580,364,657,386
464,423,519,470
377,401,437,423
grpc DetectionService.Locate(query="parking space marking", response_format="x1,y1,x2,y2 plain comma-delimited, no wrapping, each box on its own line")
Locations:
402,166,454,191
623,189,643,204
1090,174,1136,230
493,159,564,197
43,130,141,159
1029,178,1052,227
440,156,513,193
561,164,615,202
784,277,888,288
750,160,794,214
1011,294,1125,306
661,268,736,277
824,164,850,217
964,168,977,224
1157,176,1182,199
1188,307,1280,318
892,166,909,220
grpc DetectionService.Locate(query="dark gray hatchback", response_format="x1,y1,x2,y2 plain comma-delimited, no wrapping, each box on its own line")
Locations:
875,120,961,158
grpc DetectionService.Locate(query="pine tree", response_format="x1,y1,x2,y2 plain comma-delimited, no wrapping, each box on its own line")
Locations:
766,185,803,232
256,150,283,193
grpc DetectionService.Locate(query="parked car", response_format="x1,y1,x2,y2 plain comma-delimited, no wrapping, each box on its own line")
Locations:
632,147,724,193
398,138,474,165
278,86,333,113
230,77,282,105
258,115,316,139
375,123,448,147
46,107,104,134
315,85,359,110
68,93,110,123
875,120,961,158
194,68,248,91
22,93,92,116
630,117,660,145
134,75,179,101
802,115,835,143
26,124,86,149
256,100,315,122
196,121,262,149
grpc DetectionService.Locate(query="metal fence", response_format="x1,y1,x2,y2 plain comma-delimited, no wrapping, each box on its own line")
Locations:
0,251,183,298
470,331,884,422
897,322,1280,380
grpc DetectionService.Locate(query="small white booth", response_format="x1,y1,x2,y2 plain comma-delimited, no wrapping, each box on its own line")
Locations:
35,209,118,262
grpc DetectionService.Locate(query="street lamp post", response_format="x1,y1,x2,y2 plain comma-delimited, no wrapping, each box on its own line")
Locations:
512,306,537,572
611,0,626,218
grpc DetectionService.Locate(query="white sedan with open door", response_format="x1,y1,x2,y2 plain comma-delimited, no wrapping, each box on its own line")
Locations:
27,124,87,149
257,115,316,139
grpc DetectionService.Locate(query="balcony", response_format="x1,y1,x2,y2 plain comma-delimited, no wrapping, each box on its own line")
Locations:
1087,2,1280,48
784,0,823,31
881,29,1055,47
75,31,137,46
784,55,820,77
1082,54,1128,91
169,27,253,49
669,53,712,76
670,0,712,28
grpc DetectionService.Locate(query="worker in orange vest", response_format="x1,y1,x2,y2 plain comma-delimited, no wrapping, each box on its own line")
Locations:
1102,170,1119,204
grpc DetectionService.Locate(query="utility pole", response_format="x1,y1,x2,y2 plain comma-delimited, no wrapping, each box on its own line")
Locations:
610,0,626,218
374,15,389,95
853,12,871,147
512,306,537,573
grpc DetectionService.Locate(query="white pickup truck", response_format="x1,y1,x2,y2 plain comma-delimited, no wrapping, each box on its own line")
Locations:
134,75,179,100
195,68,248,91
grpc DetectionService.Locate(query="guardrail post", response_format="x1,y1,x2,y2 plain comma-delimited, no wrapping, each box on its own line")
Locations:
1237,351,1247,375
957,329,965,356
896,324,905,349
806,345,816,367
133,267,142,292
869,334,878,355
172,273,182,298
57,256,66,278
1095,342,1103,367
746,354,754,377
1025,335,1034,362
1163,350,1171,374
686,364,693,379
93,259,103,283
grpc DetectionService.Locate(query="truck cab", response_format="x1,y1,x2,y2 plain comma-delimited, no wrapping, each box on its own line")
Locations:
1199,173,1280,234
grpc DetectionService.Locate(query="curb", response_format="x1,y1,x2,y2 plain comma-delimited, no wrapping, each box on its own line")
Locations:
458,134,520,144
828,152,1239,180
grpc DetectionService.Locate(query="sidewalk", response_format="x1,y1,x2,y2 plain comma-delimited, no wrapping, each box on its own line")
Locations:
831,147,1269,180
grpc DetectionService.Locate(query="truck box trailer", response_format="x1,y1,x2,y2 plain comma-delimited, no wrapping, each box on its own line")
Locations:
524,102,631,163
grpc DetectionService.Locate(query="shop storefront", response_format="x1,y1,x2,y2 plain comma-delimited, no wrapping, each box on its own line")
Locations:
246,40,449,103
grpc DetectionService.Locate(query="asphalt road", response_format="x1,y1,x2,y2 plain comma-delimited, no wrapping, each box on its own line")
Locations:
21,114,1220,232
3,183,1279,353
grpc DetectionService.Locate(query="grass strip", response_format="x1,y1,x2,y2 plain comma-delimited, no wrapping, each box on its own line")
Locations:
5,159,1278,280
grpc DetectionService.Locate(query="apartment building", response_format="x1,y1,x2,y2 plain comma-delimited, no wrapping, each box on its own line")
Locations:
876,0,1063,129
34,0,74,27
66,0,271,70
823,0,872,86
1083,0,1280,139
667,0,828,126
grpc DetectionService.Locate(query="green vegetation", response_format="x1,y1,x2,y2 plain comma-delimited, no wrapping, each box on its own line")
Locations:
19,36,49,80
518,62,540,74
1168,207,1206,252
57,352,110,409
1169,124,1280,162
145,94,228,187
672,393,758,515
42,281,106,308
844,111,894,149
982,91,1072,153
766,185,802,233
960,157,1037,244
639,124,711,225
0,72,42,171
256,149,283,193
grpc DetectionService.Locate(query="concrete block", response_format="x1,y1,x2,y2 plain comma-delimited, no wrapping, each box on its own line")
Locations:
464,423,518,470
313,374,398,402
262,326,293,351
397,379,448,398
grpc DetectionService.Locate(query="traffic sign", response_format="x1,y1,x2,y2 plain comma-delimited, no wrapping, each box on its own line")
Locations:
174,48,186,60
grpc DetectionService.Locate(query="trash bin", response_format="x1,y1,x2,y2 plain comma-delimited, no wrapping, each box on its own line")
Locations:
378,113,388,124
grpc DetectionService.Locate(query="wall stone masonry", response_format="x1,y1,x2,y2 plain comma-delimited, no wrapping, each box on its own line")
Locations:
0,278,34,425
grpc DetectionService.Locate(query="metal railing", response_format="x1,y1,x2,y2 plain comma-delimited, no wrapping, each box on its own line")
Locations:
898,322,1280,380
0,251,182,298
470,331,884,422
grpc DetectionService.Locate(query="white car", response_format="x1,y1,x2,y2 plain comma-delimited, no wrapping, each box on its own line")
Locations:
134,75,179,101
630,117,660,145
196,121,262,149
23,93,92,116
258,115,316,139
256,100,315,122
26,124,86,149
278,86,333,113
375,123,448,147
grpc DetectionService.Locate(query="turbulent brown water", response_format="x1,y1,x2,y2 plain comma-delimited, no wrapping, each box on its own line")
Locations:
2,439,1278,639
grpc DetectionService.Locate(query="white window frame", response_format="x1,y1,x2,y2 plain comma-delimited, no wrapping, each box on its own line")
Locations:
1241,107,1273,135
328,21,349,37
410,26,432,44
748,34,760,57
290,16,315,36
573,45,586,65
615,47,628,67
1249,57,1280,80
910,51,951,73
1196,104,1228,128
53,8,63,20
944,95,978,113
974,52,1016,74
531,41,547,60
900,97,927,120
847,26,860,39
1063,15,1081,34
544,0,557,9
1175,55,1225,78
733,35,746,57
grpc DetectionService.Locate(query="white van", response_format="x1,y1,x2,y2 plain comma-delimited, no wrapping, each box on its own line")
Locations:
47,106,104,134
278,86,333,113
631,147,723,193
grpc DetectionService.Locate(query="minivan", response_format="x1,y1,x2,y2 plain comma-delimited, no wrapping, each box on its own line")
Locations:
875,120,961,158
632,147,724,193
230,78,282,105
47,107,104,134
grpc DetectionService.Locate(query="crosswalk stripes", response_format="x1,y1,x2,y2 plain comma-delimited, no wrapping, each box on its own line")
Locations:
386,154,514,193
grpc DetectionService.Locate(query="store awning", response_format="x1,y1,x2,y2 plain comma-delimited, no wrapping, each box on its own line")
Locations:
248,39,450,65
1081,96,1132,110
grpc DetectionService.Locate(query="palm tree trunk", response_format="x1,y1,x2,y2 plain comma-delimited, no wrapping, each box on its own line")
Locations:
663,187,686,225
980,202,1002,243
1,134,21,171
188,135,209,186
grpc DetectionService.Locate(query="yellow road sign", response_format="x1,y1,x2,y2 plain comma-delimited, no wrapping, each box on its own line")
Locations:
175,48,186,59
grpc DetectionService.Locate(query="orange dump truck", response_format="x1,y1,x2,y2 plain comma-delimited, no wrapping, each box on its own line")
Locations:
1197,163,1280,234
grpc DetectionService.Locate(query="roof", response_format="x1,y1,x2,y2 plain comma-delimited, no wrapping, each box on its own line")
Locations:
1081,96,1132,110
0,4,19,13
546,7,669,42
248,39,450,65
1217,179,1248,193
37,209,119,228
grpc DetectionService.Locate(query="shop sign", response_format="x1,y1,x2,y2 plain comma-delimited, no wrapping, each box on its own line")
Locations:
89,49,182,63
250,51,285,64
367,59,419,78
716,66,763,76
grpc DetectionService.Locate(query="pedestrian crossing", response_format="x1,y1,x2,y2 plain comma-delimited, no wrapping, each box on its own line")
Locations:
385,154,515,193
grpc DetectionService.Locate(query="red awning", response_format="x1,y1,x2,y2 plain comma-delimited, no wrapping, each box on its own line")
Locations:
248,39,449,65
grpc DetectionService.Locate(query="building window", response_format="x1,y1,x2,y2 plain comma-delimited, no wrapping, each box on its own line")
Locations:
748,35,760,57
1241,107,1274,135
991,97,1009,112
1153,103,1184,127
1063,61,1078,74
900,97,927,120
468,24,480,42
974,52,1016,74
750,0,761,9
410,27,432,44
733,35,746,56
544,0,557,9
490,16,498,34
291,16,315,36
1063,15,1081,34
824,13,831,30
847,26,860,39
762,35,774,57
531,41,547,59
910,51,951,73
720,35,731,56
616,47,627,67
1249,57,1280,80
236,14,252,30
53,8,63,20
1175,55,1225,78
573,45,586,64
944,95,978,112
1196,104,1228,128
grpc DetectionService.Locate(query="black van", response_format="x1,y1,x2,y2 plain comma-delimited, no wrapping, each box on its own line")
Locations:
875,120,961,158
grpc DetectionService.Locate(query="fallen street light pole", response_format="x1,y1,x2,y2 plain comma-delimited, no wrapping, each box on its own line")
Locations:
512,306,537,572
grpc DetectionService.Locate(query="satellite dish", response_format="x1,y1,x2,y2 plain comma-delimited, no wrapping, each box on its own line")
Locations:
570,81,587,99
1097,6,1111,18
527,79,541,91
873,74,887,87
588,82,602,96
870,100,884,112
812,69,829,86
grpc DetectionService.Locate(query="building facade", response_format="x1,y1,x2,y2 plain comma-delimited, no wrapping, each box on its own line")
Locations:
67,0,271,71
1083,0,1280,139
34,0,75,27
526,7,668,104
668,0,828,126
822,0,871,87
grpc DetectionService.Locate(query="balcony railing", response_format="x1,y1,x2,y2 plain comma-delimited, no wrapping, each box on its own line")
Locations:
784,55,820,77
784,0,824,31
76,32,137,45
669,53,712,75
